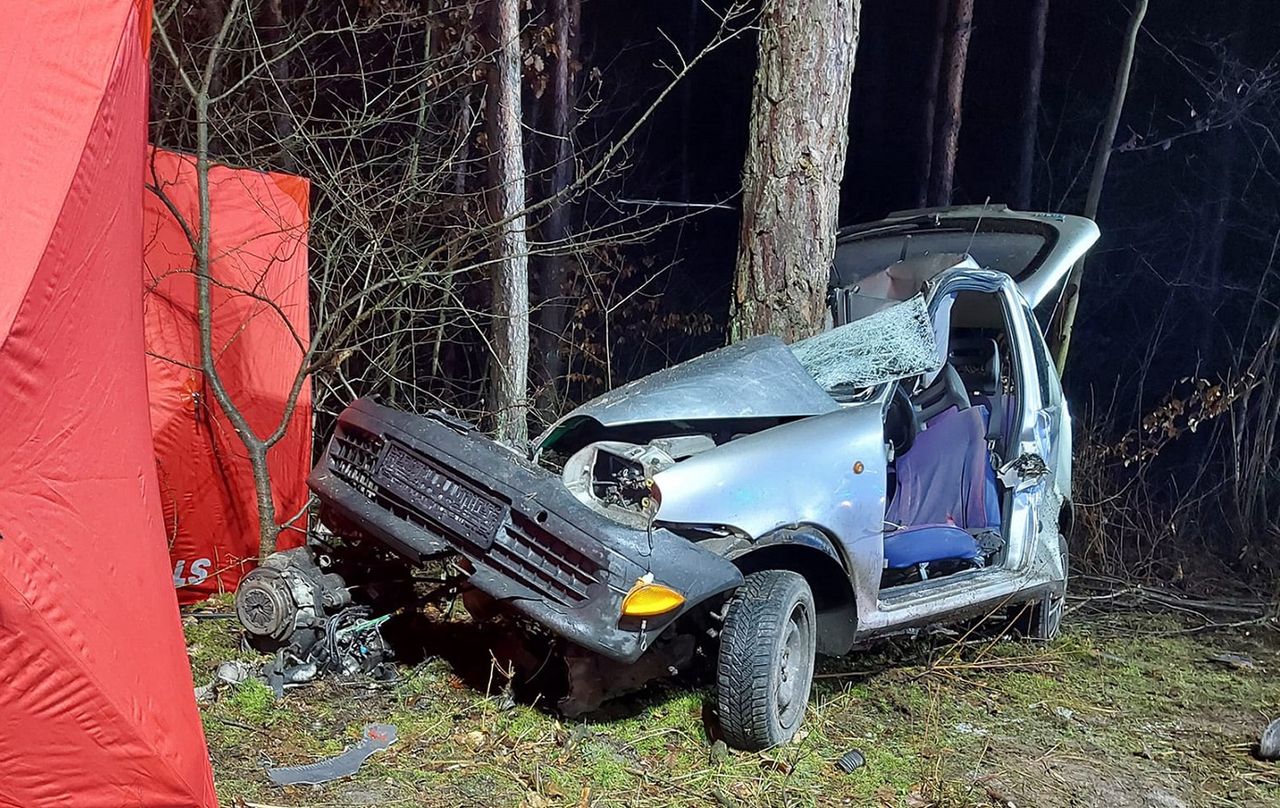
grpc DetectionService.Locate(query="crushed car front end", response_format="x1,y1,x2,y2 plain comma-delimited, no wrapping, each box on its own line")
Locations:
308,397,743,664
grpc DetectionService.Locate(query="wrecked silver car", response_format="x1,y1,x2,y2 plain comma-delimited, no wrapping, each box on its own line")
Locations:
237,206,1099,751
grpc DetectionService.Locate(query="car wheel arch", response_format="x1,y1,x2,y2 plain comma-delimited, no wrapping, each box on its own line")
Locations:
728,527,858,657
1058,496,1075,538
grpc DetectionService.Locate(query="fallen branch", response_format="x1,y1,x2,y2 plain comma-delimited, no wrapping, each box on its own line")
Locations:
1068,574,1279,628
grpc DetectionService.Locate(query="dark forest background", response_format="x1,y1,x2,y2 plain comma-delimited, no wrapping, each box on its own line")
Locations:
151,0,1280,596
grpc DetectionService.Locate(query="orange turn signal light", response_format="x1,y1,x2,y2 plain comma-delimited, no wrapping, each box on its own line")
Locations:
621,581,685,618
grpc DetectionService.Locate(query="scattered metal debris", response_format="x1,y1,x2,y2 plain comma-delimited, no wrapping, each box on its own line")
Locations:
267,723,398,786
1259,718,1280,761
262,607,395,696
194,661,255,703
1205,652,1257,671
836,748,866,773
953,722,989,736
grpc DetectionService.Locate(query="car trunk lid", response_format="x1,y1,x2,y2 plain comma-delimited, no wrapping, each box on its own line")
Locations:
832,206,1099,309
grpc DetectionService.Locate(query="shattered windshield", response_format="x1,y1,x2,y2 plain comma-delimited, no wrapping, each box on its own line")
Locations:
790,294,940,395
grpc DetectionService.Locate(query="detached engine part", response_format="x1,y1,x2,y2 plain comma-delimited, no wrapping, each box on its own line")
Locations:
236,546,351,651
235,546,393,684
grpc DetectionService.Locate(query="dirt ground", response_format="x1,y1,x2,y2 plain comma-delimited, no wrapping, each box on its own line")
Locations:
185,599,1279,807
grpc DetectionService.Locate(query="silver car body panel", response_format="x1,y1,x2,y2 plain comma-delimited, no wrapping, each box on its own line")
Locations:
1014,212,1100,307
535,332,844,453
536,335,840,448
652,389,892,623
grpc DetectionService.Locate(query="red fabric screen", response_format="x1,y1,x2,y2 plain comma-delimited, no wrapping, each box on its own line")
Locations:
0,2,218,806
144,148,311,604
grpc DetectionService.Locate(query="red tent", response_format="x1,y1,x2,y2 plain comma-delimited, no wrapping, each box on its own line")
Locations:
0,2,218,805
144,148,311,604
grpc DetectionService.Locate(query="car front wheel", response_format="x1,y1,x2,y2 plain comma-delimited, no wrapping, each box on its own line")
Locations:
715,569,816,751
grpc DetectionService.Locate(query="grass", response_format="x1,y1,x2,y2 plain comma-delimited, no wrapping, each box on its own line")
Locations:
184,598,1280,807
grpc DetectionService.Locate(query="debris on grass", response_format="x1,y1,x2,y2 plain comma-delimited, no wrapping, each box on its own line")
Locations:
708,738,729,763
1206,651,1258,670
267,722,398,786
835,748,866,773
194,660,254,703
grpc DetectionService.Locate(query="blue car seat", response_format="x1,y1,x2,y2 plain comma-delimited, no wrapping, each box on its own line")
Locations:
883,404,1001,572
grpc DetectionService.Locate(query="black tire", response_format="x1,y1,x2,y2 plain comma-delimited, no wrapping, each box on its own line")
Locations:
1026,534,1068,641
715,569,816,751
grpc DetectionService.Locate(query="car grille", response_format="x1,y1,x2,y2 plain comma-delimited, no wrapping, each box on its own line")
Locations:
375,442,506,550
330,427,383,499
327,424,603,608
490,513,602,606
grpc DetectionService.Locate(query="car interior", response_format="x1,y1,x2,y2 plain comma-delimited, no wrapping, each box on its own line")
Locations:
880,289,1018,589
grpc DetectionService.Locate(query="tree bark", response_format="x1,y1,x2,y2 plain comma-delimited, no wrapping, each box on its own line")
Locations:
1051,0,1148,372
1011,0,1049,210
486,0,531,446
915,0,948,209
927,0,973,207
535,0,579,404
926,0,973,207
257,0,296,172
730,0,860,343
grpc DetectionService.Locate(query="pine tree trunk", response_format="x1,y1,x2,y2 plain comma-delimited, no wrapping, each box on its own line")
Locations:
1011,0,1048,210
486,0,530,446
927,0,973,207
1052,0,1148,372
535,0,579,405
730,0,860,343
915,0,948,209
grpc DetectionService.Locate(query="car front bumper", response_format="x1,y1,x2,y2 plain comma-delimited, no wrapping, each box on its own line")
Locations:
309,398,743,663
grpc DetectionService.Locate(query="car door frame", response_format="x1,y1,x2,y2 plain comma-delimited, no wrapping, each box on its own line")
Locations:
863,269,1054,634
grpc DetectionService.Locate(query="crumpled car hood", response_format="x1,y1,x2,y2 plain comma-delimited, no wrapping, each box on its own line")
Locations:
537,335,840,449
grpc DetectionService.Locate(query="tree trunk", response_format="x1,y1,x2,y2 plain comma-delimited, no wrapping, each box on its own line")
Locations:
258,0,296,172
730,0,860,343
915,0,948,209
927,0,973,207
248,445,281,560
535,0,579,405
486,0,531,446
181,0,285,560
1011,0,1048,210
1051,0,1148,372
